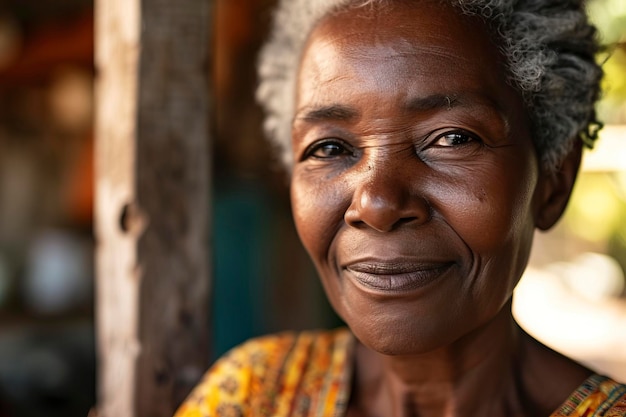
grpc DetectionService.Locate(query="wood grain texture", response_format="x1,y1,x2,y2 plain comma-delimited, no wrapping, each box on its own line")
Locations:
95,0,212,415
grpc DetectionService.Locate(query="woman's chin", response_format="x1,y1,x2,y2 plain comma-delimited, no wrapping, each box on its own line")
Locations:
348,319,462,357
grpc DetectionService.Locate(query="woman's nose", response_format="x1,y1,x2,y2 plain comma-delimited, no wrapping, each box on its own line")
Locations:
344,166,431,232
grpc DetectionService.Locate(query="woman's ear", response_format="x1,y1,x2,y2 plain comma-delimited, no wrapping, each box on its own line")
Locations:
534,140,583,231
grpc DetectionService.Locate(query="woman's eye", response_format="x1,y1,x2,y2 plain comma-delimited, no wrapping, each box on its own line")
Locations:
307,140,352,159
433,132,475,147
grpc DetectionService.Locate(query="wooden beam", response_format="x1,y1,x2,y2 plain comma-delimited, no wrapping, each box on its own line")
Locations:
94,0,212,415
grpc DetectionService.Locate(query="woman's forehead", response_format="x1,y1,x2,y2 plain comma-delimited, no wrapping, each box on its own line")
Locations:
300,0,506,80
310,0,492,45
296,0,518,118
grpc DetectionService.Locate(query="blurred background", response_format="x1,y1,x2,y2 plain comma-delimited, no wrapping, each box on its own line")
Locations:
0,0,623,416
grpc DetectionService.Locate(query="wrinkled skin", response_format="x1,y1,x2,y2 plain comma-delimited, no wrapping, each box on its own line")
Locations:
293,0,538,356
290,1,588,416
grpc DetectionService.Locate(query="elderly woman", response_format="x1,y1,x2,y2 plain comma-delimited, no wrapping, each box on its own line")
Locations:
176,0,626,416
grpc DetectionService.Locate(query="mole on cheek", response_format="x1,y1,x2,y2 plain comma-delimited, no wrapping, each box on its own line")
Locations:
475,188,487,203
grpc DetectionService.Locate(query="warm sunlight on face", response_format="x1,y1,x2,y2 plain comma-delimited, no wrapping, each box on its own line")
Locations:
290,0,550,355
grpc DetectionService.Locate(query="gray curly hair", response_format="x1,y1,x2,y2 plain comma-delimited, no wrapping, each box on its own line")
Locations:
257,0,603,171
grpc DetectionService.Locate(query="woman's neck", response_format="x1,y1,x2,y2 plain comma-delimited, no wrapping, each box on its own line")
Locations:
349,301,592,417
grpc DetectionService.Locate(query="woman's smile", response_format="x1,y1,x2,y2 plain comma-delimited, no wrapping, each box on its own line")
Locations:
343,259,455,294
336,231,465,296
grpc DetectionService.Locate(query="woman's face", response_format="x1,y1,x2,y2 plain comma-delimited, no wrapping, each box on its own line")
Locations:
291,0,551,355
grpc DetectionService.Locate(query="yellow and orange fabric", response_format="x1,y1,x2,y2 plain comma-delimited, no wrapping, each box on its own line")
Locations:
175,329,626,417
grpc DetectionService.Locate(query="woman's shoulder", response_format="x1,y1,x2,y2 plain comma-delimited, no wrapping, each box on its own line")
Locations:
174,327,354,417
551,374,626,416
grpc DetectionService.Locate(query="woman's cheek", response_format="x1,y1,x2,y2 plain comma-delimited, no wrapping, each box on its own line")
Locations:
433,176,519,254
291,174,342,262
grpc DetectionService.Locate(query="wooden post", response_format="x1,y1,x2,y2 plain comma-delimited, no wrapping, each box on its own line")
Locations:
94,0,212,415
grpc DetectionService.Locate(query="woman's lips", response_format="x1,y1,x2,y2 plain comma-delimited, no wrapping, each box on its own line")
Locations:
344,261,454,293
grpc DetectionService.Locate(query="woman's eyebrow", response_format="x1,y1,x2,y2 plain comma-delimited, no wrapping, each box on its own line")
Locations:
294,93,507,126
295,104,359,122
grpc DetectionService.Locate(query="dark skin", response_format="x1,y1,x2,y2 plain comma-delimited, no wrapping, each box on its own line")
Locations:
289,1,591,416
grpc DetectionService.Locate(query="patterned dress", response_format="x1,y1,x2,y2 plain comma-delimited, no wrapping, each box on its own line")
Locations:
174,328,626,417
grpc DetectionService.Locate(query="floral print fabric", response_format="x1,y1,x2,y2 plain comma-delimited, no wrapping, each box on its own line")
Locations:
551,374,626,417
175,328,353,417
